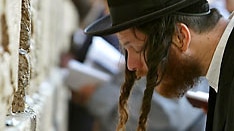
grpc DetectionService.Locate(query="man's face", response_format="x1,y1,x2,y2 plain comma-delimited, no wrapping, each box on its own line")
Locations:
117,28,202,97
117,29,148,79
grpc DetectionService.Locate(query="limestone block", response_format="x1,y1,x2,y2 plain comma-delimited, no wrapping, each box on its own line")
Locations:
5,0,22,95
6,68,69,131
0,54,12,131
5,108,36,131
0,0,21,130
1,0,76,130
29,0,42,95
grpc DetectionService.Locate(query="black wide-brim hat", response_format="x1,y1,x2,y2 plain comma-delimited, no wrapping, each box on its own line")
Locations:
84,0,209,36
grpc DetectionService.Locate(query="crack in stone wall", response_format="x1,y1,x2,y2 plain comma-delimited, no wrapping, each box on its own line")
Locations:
12,0,31,113
19,0,31,52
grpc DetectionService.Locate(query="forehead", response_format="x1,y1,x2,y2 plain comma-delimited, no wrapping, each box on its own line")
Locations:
116,29,146,46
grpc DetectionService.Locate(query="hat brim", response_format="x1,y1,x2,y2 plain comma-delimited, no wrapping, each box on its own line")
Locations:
84,0,200,36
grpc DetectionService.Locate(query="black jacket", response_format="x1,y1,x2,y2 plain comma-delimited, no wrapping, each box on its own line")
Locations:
206,28,234,131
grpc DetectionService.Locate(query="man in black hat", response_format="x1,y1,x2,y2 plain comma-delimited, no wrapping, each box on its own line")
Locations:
85,0,234,130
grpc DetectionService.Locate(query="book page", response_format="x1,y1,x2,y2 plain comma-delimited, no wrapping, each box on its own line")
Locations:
65,59,112,90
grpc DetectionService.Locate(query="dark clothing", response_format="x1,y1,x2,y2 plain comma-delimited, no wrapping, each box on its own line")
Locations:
68,100,95,131
206,28,234,131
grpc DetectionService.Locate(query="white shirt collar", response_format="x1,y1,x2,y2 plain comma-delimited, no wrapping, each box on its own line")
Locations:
206,12,234,92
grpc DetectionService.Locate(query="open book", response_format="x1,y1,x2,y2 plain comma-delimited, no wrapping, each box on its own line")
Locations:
65,59,112,90
84,36,125,75
185,90,209,109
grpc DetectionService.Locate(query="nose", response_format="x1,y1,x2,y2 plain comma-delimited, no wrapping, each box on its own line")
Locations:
127,52,142,71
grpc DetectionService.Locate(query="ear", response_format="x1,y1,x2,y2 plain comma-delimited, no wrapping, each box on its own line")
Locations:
172,23,191,52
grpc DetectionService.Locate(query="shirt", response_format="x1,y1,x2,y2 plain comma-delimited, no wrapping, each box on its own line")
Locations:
206,12,234,92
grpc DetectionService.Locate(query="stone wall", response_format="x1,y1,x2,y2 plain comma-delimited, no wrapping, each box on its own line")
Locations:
0,0,78,130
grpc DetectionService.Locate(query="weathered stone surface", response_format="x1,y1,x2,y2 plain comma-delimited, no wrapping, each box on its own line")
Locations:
6,68,69,131
1,0,77,130
0,0,22,130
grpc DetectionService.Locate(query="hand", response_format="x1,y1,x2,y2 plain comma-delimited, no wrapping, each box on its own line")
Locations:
59,52,74,68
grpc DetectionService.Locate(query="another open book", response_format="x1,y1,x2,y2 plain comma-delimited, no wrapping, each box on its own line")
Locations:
185,90,209,109
65,59,112,90
64,36,124,90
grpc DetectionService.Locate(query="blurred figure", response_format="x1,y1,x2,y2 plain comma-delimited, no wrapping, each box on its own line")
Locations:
209,0,234,18
60,0,106,131
60,0,120,131
71,0,103,28
226,0,234,13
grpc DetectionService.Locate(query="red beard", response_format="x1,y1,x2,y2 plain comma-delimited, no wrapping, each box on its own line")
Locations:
157,46,202,98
